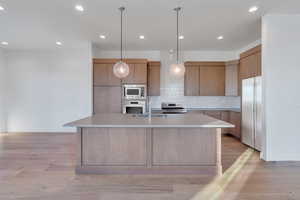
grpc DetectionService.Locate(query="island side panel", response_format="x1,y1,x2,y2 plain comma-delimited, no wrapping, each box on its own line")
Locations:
82,128,147,166
216,128,222,175
152,128,217,166
76,127,83,168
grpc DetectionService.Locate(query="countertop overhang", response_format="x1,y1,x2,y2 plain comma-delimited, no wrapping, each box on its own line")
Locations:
65,113,234,128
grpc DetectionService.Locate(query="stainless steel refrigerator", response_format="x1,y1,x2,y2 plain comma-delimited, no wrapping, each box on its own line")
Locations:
242,76,262,151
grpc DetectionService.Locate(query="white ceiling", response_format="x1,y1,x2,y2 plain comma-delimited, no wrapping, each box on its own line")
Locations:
0,0,300,51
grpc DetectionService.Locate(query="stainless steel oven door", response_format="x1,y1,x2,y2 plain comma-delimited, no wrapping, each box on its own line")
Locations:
124,106,144,114
123,100,146,114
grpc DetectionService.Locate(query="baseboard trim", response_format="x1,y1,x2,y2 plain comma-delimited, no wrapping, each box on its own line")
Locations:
4,131,76,134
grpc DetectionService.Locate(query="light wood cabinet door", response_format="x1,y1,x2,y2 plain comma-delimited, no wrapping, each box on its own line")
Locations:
221,111,230,134
229,111,241,139
199,66,225,96
204,111,222,120
122,64,135,84
184,66,200,96
152,128,216,165
93,64,121,86
256,52,262,76
83,128,147,166
225,61,239,96
148,64,161,96
93,86,121,114
240,54,258,79
122,63,147,84
134,64,147,84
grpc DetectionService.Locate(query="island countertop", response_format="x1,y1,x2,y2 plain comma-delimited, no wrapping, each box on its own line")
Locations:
65,113,234,128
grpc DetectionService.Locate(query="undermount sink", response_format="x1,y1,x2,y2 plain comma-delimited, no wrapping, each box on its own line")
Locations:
132,113,168,118
132,113,186,118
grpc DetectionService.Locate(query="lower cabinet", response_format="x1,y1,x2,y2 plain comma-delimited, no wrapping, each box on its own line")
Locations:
78,127,222,175
93,86,122,114
204,111,222,119
229,112,241,139
152,128,216,165
203,110,241,139
220,111,230,134
83,128,147,166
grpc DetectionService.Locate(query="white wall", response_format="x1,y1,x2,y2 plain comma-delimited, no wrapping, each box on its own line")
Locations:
93,47,241,109
6,43,93,132
0,48,7,132
262,15,300,161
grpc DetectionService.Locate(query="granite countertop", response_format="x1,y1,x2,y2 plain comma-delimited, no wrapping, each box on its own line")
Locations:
65,113,234,128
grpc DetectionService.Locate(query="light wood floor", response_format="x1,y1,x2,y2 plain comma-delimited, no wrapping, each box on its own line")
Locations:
0,133,299,200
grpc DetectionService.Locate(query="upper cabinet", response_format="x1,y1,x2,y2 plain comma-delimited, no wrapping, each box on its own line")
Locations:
225,60,239,96
257,52,262,76
147,61,161,96
93,59,148,86
94,63,121,86
184,65,200,96
239,45,261,80
199,65,225,96
122,62,148,84
184,62,226,96
239,45,262,96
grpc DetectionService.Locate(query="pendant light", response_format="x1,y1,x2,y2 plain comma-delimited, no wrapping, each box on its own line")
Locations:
170,7,185,76
113,7,130,78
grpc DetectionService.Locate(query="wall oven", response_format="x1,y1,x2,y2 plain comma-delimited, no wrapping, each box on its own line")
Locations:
123,100,146,114
123,84,146,100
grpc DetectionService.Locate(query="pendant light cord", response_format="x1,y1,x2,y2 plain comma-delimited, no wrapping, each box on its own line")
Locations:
176,8,179,64
119,7,125,60
174,7,181,64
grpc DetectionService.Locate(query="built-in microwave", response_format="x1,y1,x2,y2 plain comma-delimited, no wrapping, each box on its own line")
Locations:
123,84,146,99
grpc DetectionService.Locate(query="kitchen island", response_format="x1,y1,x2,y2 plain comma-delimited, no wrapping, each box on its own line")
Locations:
65,113,234,176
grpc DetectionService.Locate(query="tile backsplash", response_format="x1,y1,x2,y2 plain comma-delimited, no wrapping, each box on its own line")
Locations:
150,93,240,109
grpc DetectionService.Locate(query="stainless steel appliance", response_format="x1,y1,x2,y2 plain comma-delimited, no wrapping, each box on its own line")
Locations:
123,100,146,114
123,84,146,100
242,76,262,151
161,102,187,114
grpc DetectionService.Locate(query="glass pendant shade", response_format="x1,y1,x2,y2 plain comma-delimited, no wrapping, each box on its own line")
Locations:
113,61,130,78
170,63,185,77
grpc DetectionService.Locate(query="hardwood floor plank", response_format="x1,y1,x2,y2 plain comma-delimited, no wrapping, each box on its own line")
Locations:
0,133,300,200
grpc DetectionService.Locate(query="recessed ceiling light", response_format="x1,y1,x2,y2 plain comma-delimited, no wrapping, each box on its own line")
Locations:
217,36,224,40
179,35,184,40
0,6,4,11
99,35,106,39
75,4,84,12
139,35,145,39
249,6,258,13
1,41,8,45
56,41,62,46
